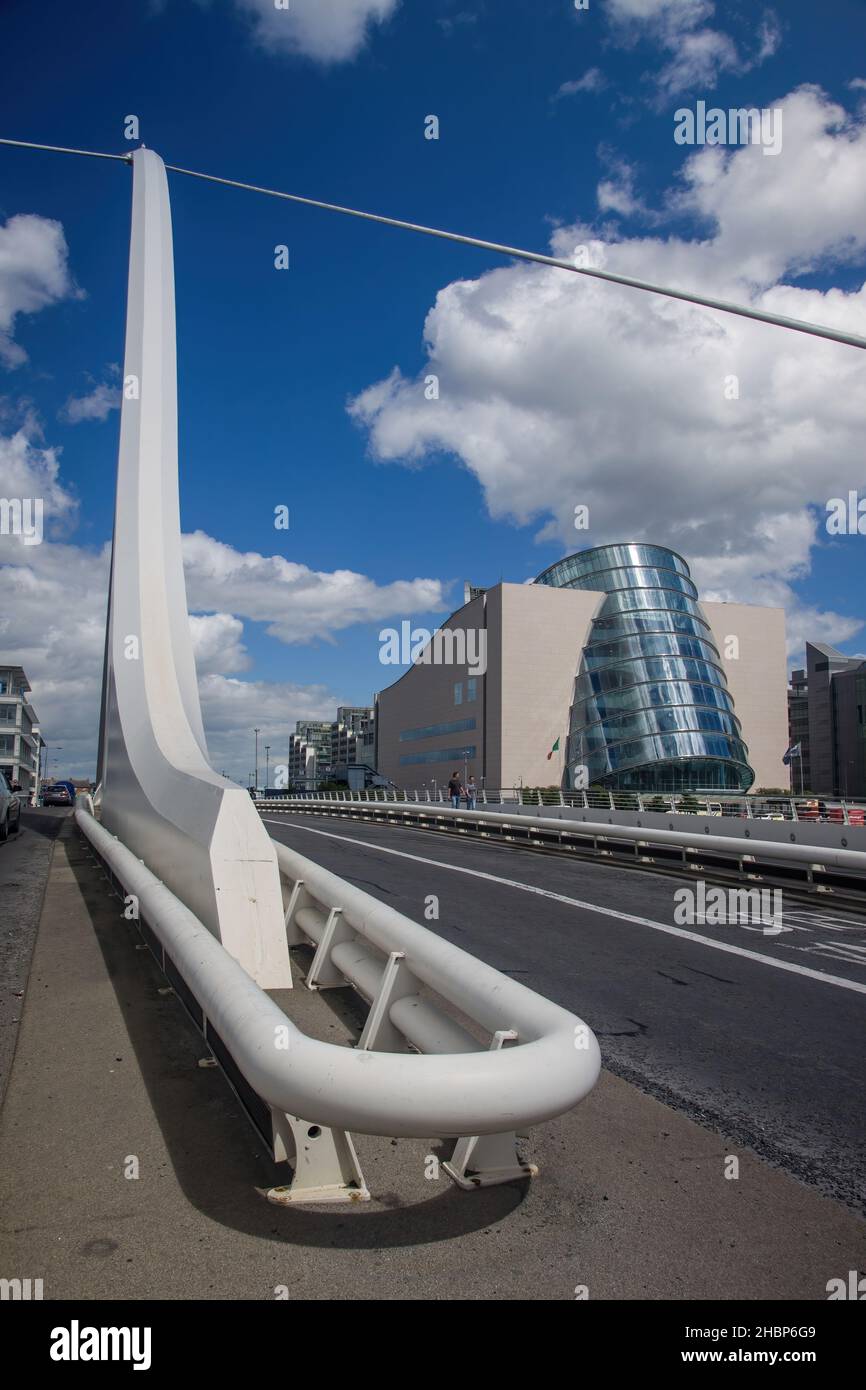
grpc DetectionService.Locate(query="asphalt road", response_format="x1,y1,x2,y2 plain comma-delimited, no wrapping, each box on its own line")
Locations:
264,811,866,1212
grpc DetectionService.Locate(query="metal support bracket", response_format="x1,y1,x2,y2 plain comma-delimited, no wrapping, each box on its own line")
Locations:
283,877,315,947
442,1031,538,1189
357,950,416,1053
267,1109,370,1204
305,907,354,990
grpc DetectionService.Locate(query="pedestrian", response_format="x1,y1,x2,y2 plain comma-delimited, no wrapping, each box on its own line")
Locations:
466,775,477,810
448,770,463,809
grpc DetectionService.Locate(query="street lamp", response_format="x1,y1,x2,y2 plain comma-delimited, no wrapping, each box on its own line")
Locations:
254,727,260,790
265,744,270,790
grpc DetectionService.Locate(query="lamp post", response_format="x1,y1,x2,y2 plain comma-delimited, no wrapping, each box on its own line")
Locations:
265,744,270,790
254,727,260,790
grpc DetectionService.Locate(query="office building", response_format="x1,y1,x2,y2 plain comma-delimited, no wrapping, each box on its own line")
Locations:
375,545,789,794
803,642,866,797
786,667,811,793
0,663,41,796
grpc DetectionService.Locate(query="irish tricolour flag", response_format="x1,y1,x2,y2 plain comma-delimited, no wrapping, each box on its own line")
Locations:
547,737,560,761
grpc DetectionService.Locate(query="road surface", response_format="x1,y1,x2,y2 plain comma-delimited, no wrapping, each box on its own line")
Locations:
265,811,866,1211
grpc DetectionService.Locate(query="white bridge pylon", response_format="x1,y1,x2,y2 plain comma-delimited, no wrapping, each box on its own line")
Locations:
97,147,291,988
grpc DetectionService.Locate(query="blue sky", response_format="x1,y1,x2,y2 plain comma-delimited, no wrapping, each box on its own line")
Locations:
1,0,865,778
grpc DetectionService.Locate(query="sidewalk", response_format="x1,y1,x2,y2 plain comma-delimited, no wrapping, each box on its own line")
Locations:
0,809,63,1110
1,819,863,1300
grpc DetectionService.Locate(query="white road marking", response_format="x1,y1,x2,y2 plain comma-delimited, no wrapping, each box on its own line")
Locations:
263,819,866,996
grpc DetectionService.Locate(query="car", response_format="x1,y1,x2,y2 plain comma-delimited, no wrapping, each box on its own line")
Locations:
42,783,73,807
0,770,22,840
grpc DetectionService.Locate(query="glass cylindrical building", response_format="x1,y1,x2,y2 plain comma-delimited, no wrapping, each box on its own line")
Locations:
534,544,754,793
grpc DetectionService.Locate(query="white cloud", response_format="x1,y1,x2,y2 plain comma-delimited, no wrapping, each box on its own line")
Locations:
596,157,646,217
0,214,81,368
1,424,447,776
197,673,338,780
349,85,866,663
554,69,607,100
188,612,250,674
605,0,780,99
235,0,399,63
0,424,78,532
182,530,447,643
60,370,121,424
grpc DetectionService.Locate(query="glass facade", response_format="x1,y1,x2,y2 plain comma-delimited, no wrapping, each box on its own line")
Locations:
535,544,754,793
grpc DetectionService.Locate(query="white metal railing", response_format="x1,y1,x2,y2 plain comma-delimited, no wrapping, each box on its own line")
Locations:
262,798,866,900
75,807,601,1198
257,787,866,825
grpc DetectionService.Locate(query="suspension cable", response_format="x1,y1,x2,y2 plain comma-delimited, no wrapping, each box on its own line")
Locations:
2,135,864,351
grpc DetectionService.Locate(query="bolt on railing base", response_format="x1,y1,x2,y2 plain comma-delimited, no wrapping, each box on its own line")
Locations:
442,1132,538,1190
267,1109,370,1204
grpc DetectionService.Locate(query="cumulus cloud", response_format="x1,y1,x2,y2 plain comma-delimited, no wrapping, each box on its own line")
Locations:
234,0,399,63
60,368,121,424
1,421,447,775
188,612,250,675
182,530,447,644
197,673,338,780
0,214,81,368
349,84,866,661
596,156,647,217
0,424,78,534
605,0,781,99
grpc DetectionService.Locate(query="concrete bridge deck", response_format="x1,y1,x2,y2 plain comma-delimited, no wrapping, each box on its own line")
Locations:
1,811,864,1301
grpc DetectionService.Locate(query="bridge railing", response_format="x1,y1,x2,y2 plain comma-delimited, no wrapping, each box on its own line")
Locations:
260,798,866,905
257,787,866,825
75,806,600,1201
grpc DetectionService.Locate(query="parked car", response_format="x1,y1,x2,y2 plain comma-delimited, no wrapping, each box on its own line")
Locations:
42,783,73,807
0,770,22,840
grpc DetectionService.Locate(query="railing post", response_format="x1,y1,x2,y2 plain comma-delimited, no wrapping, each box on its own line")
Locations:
305,907,354,990
357,950,416,1053
442,1031,538,1190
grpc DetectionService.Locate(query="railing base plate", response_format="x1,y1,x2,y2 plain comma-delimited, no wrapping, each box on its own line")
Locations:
270,1109,370,1204
442,1131,537,1189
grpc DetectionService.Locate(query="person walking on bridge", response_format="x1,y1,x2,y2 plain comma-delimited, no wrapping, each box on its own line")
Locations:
448,771,463,809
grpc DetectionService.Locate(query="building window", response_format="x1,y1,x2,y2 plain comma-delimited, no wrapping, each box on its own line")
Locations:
454,682,463,706
399,718,476,743
399,746,477,767
467,678,477,702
